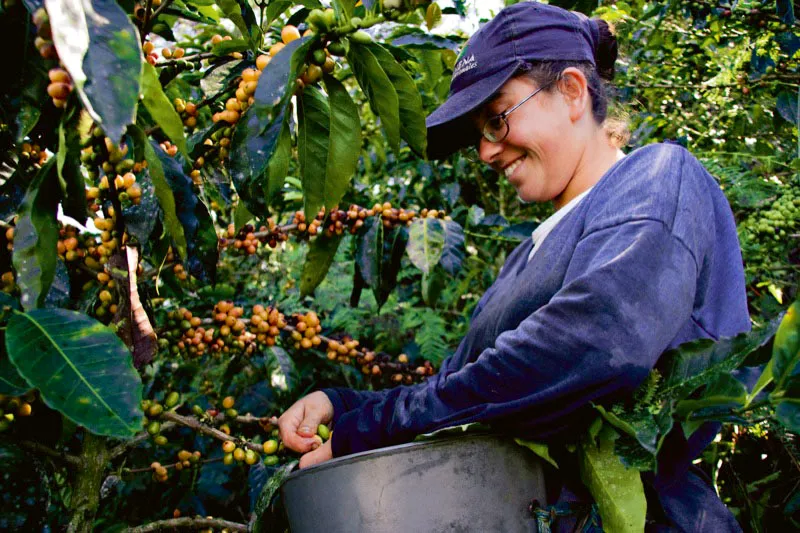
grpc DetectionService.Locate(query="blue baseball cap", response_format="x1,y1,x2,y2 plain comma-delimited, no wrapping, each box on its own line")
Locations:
425,1,600,159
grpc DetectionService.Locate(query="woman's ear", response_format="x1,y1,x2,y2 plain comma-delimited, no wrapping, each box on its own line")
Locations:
557,67,590,123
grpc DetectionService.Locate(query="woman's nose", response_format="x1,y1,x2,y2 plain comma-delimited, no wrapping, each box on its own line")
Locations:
477,136,502,165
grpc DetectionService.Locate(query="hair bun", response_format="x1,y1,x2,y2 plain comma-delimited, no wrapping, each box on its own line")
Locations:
592,18,618,81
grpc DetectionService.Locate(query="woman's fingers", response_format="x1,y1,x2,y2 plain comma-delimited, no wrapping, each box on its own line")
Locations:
299,439,333,469
278,392,334,453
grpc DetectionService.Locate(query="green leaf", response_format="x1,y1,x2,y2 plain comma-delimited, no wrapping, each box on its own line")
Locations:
771,300,800,391
141,63,188,159
233,201,254,233
0,334,29,396
355,216,383,289
374,226,408,307
251,460,298,533
211,39,251,56
56,109,88,222
297,87,331,220
659,321,780,400
322,75,360,207
514,438,559,469
407,218,445,274
594,404,672,456
6,309,144,438
12,160,59,310
265,0,292,25
150,144,218,282
363,42,427,157
300,235,344,296
578,424,647,533
216,0,258,47
439,220,465,275
121,166,160,244
675,374,747,418
45,0,143,142
348,42,401,152
144,139,188,260
264,119,292,207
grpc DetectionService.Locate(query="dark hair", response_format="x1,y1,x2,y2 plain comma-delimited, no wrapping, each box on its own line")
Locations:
519,19,629,146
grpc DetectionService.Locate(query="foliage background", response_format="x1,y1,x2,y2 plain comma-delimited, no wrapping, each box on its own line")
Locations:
0,0,798,531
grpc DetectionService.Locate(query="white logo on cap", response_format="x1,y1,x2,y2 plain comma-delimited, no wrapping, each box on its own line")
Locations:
453,54,478,78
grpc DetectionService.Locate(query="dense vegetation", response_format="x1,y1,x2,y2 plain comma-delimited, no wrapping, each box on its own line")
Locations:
0,0,798,531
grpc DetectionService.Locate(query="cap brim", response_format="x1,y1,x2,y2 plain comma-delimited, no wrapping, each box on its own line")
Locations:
425,62,520,160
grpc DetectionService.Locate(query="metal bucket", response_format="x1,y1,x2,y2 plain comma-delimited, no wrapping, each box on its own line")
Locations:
281,433,548,533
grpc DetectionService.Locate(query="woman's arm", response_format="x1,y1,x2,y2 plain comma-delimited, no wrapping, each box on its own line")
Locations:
329,218,699,457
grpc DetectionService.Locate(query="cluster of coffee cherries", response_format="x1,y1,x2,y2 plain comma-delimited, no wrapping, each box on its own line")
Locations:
221,222,289,256
208,34,243,60
248,304,287,347
291,209,325,237
85,217,121,271
31,8,56,59
325,335,362,364
94,172,143,208
147,447,201,484
159,140,180,157
288,311,323,350
142,391,180,447
47,67,73,108
19,142,48,169
0,392,35,432
173,98,199,130
359,352,436,387
55,224,94,264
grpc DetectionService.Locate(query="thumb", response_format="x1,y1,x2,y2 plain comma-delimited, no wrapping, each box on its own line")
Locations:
297,412,323,438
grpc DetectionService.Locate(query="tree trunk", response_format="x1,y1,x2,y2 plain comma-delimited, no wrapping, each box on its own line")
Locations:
67,432,108,533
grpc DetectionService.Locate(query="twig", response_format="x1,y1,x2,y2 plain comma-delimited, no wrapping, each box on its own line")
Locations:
20,440,81,467
149,0,176,25
140,0,154,45
160,411,264,453
155,52,217,68
124,456,222,475
126,517,248,532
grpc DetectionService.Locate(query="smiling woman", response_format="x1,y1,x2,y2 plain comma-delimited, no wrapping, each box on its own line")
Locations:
278,2,751,531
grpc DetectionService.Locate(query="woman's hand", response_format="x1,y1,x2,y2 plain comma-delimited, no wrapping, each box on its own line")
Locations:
278,391,334,454
299,438,332,469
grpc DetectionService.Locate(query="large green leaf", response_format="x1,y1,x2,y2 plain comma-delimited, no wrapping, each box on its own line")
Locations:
141,63,188,159
321,75,360,211
297,87,330,220
594,404,672,457
121,166,160,244
407,218,445,274
264,119,292,207
5,309,144,438
12,160,59,310
45,0,143,142
579,424,647,533
150,144,218,282
659,321,780,400
675,374,747,418
348,42,401,152
144,139,188,260
297,79,359,220
300,235,344,296
771,300,800,391
355,217,383,289
215,0,258,48
56,110,87,222
0,294,28,396
362,42,427,157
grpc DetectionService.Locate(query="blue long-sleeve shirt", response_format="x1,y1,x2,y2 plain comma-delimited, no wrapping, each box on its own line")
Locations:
324,143,750,530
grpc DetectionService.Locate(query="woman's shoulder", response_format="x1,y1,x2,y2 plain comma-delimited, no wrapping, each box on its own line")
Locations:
584,142,718,233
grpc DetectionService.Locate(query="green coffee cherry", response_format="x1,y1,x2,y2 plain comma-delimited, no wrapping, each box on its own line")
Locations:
262,439,279,455
263,455,280,466
350,31,372,44
165,391,180,408
154,435,168,446
147,421,161,435
317,424,331,441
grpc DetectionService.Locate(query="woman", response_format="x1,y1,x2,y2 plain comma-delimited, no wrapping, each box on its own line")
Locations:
279,2,750,530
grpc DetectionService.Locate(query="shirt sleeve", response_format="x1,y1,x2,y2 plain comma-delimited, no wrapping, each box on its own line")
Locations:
329,218,699,458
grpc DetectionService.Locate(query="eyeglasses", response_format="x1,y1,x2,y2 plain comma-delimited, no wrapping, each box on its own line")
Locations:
480,80,555,143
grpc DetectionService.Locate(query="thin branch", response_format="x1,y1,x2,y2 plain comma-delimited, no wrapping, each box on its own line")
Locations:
155,52,217,68
160,411,264,453
140,0,154,45
127,517,248,533
124,456,222,475
20,440,81,467
149,0,176,25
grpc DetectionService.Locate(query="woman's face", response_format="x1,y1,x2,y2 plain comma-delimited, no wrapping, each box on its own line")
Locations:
472,75,584,204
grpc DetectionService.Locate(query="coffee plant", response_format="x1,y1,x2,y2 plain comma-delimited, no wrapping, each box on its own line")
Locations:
0,0,798,531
